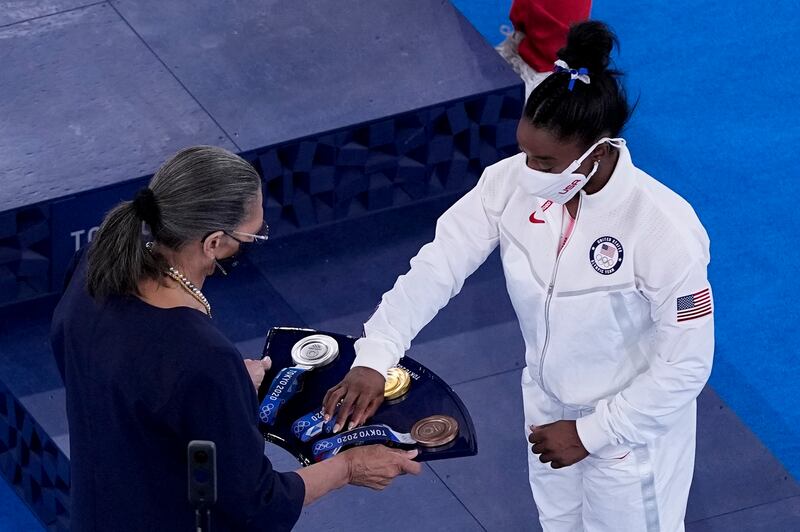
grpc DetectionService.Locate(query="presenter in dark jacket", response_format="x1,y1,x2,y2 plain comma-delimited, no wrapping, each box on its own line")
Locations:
51,146,420,531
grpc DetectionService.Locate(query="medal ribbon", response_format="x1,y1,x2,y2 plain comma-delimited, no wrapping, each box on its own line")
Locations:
311,424,416,461
291,407,336,442
258,366,307,425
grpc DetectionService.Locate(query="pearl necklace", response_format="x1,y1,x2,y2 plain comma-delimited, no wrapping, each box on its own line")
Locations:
164,266,212,318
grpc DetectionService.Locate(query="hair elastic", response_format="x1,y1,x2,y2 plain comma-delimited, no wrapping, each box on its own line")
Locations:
132,188,162,234
553,59,591,91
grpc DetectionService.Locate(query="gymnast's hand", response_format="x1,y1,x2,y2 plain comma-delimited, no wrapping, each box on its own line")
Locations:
322,367,385,433
244,357,273,391
529,420,589,469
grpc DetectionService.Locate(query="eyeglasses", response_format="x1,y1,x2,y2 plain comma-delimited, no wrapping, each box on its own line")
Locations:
224,222,270,245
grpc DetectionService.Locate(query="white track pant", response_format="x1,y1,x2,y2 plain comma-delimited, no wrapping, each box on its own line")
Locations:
522,370,696,532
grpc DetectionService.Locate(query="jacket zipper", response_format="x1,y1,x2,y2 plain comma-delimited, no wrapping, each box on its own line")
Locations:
537,198,582,397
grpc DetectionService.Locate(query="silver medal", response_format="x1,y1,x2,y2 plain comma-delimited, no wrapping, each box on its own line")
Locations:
291,334,339,369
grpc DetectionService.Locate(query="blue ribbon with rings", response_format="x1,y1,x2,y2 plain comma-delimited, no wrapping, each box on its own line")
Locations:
311,424,417,461
291,407,336,442
259,367,307,425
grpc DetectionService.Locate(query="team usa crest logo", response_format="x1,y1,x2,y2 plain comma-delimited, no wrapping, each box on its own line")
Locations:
589,236,624,275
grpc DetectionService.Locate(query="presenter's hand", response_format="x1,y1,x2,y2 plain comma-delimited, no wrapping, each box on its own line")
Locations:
528,420,589,469
342,445,421,490
244,357,273,391
322,367,385,432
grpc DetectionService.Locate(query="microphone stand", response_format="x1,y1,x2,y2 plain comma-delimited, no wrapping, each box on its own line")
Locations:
195,507,211,532
188,440,217,532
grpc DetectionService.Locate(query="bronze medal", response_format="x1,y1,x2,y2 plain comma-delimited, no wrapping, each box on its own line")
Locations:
411,415,459,447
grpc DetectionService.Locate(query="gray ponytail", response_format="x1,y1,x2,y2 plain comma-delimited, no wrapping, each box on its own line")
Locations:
87,146,261,298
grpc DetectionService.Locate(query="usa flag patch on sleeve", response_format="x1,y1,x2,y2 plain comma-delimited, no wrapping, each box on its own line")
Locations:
676,288,713,322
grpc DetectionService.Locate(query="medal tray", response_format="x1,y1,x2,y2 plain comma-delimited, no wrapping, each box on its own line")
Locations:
258,327,478,465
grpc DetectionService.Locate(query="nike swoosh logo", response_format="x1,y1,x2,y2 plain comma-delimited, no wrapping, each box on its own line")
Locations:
529,211,545,224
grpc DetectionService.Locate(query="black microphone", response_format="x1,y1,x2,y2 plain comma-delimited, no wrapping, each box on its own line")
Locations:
188,440,217,532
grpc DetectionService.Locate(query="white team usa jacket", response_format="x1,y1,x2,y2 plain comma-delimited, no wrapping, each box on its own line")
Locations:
353,144,714,455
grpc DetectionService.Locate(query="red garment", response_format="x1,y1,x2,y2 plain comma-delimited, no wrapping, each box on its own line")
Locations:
510,0,592,73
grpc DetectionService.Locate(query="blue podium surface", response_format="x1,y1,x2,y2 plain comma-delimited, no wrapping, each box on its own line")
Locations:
0,0,523,306
113,0,520,151
0,1,521,527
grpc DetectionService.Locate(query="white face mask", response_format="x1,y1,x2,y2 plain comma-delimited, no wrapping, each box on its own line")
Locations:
516,137,626,204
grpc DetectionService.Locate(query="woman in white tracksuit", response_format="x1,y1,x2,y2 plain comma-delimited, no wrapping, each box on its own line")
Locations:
323,21,714,532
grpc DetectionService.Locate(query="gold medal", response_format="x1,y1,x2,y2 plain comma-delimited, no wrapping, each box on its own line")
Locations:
384,366,411,400
411,415,459,447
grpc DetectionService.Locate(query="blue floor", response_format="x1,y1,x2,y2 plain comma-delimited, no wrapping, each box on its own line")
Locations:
0,480,41,532
470,0,800,482
2,0,800,530
585,0,800,483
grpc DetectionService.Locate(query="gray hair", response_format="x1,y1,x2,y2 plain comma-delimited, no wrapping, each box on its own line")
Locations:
87,145,261,298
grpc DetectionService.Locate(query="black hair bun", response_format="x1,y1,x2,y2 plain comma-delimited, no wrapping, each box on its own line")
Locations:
556,20,618,75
